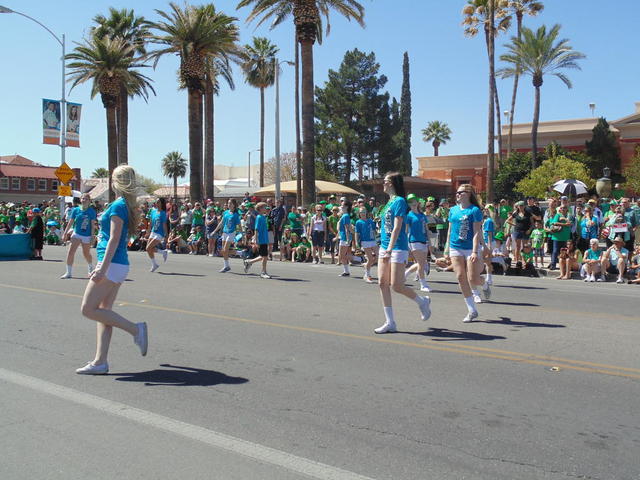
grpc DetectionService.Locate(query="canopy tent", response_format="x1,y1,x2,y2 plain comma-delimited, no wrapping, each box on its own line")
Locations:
254,180,361,196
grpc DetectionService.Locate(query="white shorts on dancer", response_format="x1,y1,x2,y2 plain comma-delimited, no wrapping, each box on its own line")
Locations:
450,248,482,259
222,232,234,243
379,249,409,264
409,242,428,252
71,233,92,244
94,262,129,284
361,240,377,249
149,232,164,243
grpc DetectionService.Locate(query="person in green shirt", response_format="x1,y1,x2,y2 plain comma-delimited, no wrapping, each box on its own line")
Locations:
498,199,512,230
288,205,302,237
549,205,573,269
529,220,546,268
191,202,205,227
435,198,449,251
326,206,340,264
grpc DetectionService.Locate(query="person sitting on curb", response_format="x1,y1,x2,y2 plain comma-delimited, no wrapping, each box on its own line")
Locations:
601,236,629,284
628,245,640,284
583,238,603,282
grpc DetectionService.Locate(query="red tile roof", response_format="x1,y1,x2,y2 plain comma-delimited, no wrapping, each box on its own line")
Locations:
0,155,39,166
0,164,78,180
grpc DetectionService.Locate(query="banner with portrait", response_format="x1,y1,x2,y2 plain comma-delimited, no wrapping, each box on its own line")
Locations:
42,98,61,145
65,102,82,147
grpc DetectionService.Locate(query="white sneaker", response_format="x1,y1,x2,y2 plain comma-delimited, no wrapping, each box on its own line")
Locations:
418,296,431,321
243,259,251,274
589,275,595,282
260,272,271,279
473,294,482,304
420,284,431,293
339,272,350,277
150,264,159,273
60,272,72,279
162,250,168,263
219,266,230,273
583,276,589,282
482,284,491,301
414,275,420,282
208,254,213,257
76,362,109,375
463,310,479,323
374,322,397,334
597,275,604,282
616,277,624,284
134,322,148,356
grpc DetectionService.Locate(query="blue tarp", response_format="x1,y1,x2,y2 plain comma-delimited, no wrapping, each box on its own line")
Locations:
0,233,32,260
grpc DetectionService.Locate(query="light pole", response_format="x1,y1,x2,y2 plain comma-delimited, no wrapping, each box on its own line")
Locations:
1,6,67,166
247,149,261,187
274,59,294,201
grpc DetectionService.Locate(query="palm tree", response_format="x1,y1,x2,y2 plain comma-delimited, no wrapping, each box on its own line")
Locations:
66,37,154,201
162,151,188,201
237,0,365,205
504,0,544,157
91,168,110,178
421,121,452,156
92,8,151,165
463,0,511,202
242,37,278,187
498,24,585,168
149,3,240,203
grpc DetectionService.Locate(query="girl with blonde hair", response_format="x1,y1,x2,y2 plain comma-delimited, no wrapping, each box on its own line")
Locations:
76,165,148,374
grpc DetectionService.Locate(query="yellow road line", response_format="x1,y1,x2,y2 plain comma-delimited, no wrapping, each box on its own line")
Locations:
2,283,639,380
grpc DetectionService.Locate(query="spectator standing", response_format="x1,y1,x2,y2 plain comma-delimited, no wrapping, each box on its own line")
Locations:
578,206,599,252
549,205,572,270
27,208,44,260
435,198,450,251
529,220,546,268
269,198,286,252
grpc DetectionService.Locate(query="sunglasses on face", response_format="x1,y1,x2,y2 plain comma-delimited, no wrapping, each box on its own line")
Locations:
456,191,466,195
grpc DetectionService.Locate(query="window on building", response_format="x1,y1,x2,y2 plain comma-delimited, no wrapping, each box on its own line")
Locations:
27,179,36,191
51,180,58,191
38,179,48,191
0,178,8,190
69,181,75,190
11,177,20,190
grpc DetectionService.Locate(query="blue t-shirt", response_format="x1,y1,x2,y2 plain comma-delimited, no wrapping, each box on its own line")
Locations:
380,196,409,251
448,204,483,250
580,218,598,240
150,208,167,236
355,218,376,243
483,217,495,244
406,211,427,243
96,197,129,265
338,213,352,242
585,248,601,261
71,206,96,237
255,214,268,245
222,210,241,234
609,247,628,267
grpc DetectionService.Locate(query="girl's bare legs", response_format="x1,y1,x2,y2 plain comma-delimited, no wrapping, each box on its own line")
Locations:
80,241,93,267
452,255,479,321
412,249,430,291
65,238,80,267
93,283,120,364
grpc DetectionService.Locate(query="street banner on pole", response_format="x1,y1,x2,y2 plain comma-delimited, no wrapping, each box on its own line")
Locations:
65,102,81,147
42,98,61,145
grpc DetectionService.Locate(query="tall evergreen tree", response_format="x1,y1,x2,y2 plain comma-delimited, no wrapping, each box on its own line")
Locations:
377,96,402,176
399,52,412,175
585,117,620,177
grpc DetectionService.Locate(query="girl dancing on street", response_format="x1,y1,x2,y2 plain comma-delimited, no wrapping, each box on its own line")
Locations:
211,199,241,272
60,193,97,279
76,165,147,375
147,197,168,272
404,194,431,292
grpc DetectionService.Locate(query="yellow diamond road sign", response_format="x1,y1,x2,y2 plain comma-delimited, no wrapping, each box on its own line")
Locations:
54,162,74,184
58,185,72,197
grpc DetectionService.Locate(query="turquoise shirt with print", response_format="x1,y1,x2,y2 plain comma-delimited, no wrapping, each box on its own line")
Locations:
483,217,495,244
222,210,241,234
448,204,483,250
406,211,427,243
72,206,97,237
96,197,129,265
380,196,409,251
355,218,376,243
150,208,167,236
255,214,268,245
338,213,351,242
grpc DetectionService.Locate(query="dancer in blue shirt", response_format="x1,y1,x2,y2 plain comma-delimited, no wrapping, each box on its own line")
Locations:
355,208,378,283
404,194,431,292
60,193,97,279
147,197,168,272
243,202,272,278
338,202,354,277
211,199,241,272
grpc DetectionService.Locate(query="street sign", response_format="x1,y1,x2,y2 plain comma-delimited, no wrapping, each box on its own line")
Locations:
58,185,71,197
54,162,74,184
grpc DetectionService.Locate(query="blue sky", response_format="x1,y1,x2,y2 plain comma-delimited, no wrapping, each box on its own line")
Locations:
1,0,639,184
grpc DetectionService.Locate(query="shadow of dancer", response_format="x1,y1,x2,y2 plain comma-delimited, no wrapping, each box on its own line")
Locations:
480,316,566,329
113,364,249,387
396,328,506,342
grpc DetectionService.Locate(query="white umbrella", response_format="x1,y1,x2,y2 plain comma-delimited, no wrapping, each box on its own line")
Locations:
552,179,588,197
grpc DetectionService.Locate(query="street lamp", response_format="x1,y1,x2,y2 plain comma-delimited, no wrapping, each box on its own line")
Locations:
274,59,294,201
0,5,67,166
247,149,261,187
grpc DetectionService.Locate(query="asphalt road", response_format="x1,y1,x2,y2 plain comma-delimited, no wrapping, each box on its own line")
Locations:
1,246,639,480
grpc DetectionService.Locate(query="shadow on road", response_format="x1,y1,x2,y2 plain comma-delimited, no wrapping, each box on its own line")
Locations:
494,284,547,290
397,328,506,341
112,364,249,387
157,272,207,277
487,300,540,307
480,316,566,329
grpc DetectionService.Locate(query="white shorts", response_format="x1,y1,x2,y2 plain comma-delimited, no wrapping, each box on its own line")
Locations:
149,232,164,243
71,232,91,244
379,249,409,264
95,262,129,284
450,248,481,258
409,242,428,252
339,240,351,247
268,231,275,244
361,240,377,249
222,232,234,243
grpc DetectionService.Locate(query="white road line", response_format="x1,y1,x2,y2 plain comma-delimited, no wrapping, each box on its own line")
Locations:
0,367,375,480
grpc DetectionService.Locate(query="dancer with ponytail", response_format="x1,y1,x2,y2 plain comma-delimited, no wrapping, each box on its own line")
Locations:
404,194,431,292
211,199,241,272
146,197,168,272
374,172,431,334
446,184,486,323
338,201,354,277
76,165,147,374
60,193,96,279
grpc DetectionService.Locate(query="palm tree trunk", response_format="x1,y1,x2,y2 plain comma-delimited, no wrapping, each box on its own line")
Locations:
532,84,541,169
295,32,302,206
344,144,352,184
117,84,128,165
188,87,203,203
106,104,118,203
486,23,495,203
493,76,503,163
173,175,178,203
433,140,440,156
300,39,315,206
507,13,524,157
204,80,214,200
260,86,265,187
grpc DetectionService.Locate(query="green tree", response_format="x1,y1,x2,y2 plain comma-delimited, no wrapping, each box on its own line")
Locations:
622,146,640,195
421,120,452,156
463,0,512,201
498,24,585,169
91,168,110,178
91,8,151,165
161,151,188,201
376,95,403,176
137,173,162,195
493,151,531,200
399,52,412,175
237,0,366,206
241,37,278,187
66,37,155,202
504,0,544,156
585,117,620,177
515,154,594,198
150,3,240,202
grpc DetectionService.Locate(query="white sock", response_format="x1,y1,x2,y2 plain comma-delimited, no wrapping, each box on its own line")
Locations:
412,295,424,305
419,278,429,288
151,258,159,268
343,264,350,274
486,273,493,283
471,289,480,297
383,306,395,325
482,281,489,290
224,259,230,268
88,264,93,272
365,268,370,277
464,296,476,313
66,265,72,275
